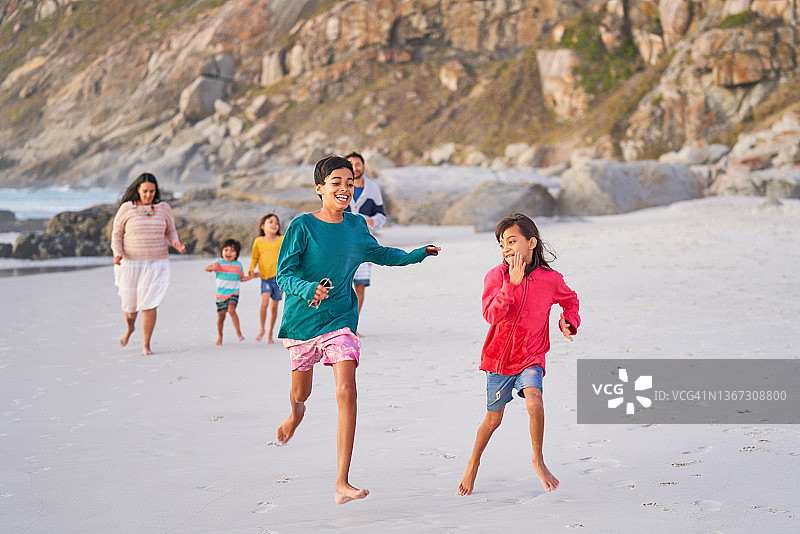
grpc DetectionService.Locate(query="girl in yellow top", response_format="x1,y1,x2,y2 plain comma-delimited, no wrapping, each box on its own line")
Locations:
249,213,284,343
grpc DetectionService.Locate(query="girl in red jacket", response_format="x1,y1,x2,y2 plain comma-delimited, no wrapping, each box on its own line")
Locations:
458,213,580,496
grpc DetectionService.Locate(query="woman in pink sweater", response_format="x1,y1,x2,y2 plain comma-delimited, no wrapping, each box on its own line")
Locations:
458,213,580,496
111,173,185,355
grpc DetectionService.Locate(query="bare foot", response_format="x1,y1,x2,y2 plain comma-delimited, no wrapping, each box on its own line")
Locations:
215,336,222,346
120,327,134,347
532,456,559,492
458,461,479,495
141,347,153,356
255,331,264,342
335,484,370,504
236,331,245,341
276,403,306,445
267,335,275,344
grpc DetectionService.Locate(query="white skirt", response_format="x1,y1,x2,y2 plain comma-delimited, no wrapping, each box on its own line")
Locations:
114,259,171,313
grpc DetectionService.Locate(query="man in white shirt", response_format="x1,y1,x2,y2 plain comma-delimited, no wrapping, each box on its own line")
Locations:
345,152,387,317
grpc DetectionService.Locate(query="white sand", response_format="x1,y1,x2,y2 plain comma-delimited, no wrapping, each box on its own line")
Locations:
1,196,798,533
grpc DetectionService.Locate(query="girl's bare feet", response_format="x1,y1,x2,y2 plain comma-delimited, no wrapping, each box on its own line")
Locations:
215,336,222,346
236,331,245,341
532,456,559,492
458,461,479,495
335,484,369,504
255,331,265,342
141,346,153,356
267,335,275,344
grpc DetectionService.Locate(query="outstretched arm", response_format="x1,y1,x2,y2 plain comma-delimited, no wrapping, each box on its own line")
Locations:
205,262,219,272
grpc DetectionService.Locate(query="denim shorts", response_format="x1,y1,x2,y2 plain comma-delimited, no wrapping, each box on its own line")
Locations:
486,365,543,412
261,277,283,300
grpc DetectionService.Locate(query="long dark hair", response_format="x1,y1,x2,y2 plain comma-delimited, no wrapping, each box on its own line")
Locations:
258,213,282,236
495,213,555,272
119,173,161,205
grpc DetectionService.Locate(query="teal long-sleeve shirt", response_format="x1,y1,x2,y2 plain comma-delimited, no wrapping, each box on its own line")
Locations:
276,212,429,341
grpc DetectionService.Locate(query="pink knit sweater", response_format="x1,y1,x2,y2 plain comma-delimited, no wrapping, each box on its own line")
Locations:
111,202,179,261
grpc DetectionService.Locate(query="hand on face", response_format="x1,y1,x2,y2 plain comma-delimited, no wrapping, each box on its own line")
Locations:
508,251,526,285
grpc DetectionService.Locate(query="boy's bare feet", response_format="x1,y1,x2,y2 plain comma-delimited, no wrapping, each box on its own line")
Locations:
335,484,370,504
215,335,223,346
255,331,265,342
120,327,134,347
236,331,245,341
532,456,559,492
141,346,153,356
276,403,306,445
458,461,479,495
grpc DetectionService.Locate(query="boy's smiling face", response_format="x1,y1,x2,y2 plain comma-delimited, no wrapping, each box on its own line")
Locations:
221,245,238,261
315,168,354,210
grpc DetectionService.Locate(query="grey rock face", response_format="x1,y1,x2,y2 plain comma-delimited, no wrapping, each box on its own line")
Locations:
558,160,700,215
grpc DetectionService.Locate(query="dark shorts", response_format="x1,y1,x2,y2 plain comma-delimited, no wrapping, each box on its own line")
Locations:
216,293,239,312
261,277,283,301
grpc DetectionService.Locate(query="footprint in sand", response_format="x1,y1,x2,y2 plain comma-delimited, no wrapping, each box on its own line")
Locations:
579,456,620,474
681,445,711,455
694,499,722,512
671,459,702,467
252,500,278,514
275,476,290,484
610,480,637,490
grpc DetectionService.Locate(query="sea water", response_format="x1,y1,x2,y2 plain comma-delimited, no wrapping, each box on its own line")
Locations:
0,185,119,220
0,186,121,275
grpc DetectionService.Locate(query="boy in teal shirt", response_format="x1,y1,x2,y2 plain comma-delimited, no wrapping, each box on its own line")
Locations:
275,155,440,504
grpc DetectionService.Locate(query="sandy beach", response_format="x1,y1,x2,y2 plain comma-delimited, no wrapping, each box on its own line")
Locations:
1,196,798,533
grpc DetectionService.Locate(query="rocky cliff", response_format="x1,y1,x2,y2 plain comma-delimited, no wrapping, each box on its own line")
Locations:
1,0,800,189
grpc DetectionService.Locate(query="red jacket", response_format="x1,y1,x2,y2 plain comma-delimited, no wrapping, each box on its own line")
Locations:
480,263,580,376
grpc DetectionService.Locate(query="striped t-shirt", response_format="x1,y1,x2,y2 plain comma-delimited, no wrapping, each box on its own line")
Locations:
111,201,180,261
213,259,244,300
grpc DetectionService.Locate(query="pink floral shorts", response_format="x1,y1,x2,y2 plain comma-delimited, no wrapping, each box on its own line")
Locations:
282,327,361,372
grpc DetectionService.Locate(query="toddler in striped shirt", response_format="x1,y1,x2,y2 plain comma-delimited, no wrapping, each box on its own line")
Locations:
205,239,255,345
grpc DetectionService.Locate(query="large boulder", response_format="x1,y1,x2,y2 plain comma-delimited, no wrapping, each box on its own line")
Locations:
217,166,319,212
711,168,800,198
536,48,590,119
558,160,700,215
45,204,118,242
441,182,556,232
378,166,559,225
179,77,229,123
12,204,117,259
172,200,298,256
